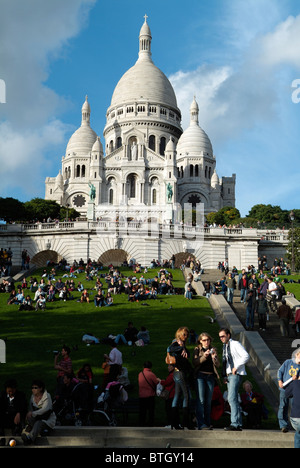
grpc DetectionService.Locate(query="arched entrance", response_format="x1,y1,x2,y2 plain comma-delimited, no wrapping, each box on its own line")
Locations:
31,250,63,268
174,252,196,268
98,249,129,266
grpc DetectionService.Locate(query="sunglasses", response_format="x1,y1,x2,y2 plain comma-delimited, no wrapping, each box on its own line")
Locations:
31,386,39,389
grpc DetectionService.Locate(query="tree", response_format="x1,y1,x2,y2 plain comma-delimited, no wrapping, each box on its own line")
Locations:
0,197,26,222
59,206,80,221
24,198,61,221
205,207,240,226
247,204,290,227
287,227,300,272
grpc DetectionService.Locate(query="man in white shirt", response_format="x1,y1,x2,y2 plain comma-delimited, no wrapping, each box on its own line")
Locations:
104,341,123,382
267,277,278,313
219,328,250,431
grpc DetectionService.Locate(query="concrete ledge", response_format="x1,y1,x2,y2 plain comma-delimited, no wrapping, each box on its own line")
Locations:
240,331,280,400
208,294,244,338
283,295,300,311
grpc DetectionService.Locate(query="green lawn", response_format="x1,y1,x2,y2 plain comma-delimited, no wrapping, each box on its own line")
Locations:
0,266,278,427
279,274,300,300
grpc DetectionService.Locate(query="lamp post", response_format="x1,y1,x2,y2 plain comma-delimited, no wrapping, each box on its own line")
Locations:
289,210,295,273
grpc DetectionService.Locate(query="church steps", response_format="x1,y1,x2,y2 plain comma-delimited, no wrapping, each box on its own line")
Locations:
3,427,293,448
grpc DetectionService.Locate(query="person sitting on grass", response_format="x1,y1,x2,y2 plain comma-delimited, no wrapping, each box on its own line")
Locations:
59,285,69,301
80,289,90,303
105,292,113,306
94,289,105,307
35,294,46,311
33,287,45,302
185,283,193,300
19,295,34,311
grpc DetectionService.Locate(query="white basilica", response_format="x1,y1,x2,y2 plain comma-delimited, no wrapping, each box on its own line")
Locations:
45,17,236,221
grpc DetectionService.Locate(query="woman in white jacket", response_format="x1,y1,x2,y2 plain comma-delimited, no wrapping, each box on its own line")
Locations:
22,380,56,445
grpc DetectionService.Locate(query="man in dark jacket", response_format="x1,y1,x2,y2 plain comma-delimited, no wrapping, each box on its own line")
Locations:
0,379,27,436
238,273,248,303
277,299,293,337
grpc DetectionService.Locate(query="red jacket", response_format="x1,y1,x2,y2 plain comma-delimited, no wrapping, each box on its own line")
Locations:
138,368,158,398
160,371,175,399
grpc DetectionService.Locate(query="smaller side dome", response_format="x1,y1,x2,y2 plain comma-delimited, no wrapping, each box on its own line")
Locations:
176,96,213,156
92,136,103,153
66,96,97,157
165,137,176,152
55,170,64,189
211,170,219,188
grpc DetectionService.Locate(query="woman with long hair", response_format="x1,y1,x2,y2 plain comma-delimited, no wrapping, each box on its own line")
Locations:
168,327,193,429
193,332,220,430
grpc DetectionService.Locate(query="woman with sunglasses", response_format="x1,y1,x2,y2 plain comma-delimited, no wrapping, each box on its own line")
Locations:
193,332,220,430
22,380,56,445
168,327,193,430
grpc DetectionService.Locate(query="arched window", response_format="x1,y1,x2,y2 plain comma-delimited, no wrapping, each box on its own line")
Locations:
195,165,199,177
116,137,122,149
109,188,114,205
190,165,194,177
149,135,156,151
81,165,86,178
152,188,157,205
127,174,136,198
76,165,80,178
159,137,166,156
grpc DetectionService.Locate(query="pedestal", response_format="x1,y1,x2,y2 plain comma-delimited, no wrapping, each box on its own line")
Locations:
87,202,95,221
164,203,174,223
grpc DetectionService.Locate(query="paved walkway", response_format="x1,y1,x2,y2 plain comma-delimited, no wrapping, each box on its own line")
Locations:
201,270,297,365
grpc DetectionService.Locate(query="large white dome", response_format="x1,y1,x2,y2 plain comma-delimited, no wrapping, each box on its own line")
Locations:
111,61,178,110
109,18,179,112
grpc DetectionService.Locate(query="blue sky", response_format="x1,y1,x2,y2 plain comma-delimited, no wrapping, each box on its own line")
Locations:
0,0,299,216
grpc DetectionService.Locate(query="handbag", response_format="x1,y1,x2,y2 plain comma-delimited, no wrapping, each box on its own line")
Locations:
165,352,176,365
156,382,169,400
159,388,170,400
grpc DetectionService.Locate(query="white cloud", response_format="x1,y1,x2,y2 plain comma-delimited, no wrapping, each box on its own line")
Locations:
256,14,300,69
170,65,232,132
171,11,300,148
0,120,71,197
0,0,96,199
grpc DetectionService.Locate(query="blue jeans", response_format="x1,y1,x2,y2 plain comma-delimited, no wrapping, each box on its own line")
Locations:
227,288,234,304
172,369,190,409
278,388,292,429
246,306,254,329
240,289,247,303
227,374,242,428
196,372,215,428
290,418,300,448
114,334,127,345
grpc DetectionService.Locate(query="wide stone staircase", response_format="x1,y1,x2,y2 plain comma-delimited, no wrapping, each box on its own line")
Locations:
1,426,294,448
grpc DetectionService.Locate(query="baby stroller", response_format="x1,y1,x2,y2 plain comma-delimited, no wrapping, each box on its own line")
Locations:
54,381,93,426
88,381,128,427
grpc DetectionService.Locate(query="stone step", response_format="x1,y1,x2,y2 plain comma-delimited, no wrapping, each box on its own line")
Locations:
3,427,294,449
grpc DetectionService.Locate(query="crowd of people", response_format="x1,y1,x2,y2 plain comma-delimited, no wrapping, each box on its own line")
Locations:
0,327,263,444
0,258,187,312
186,256,299,336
